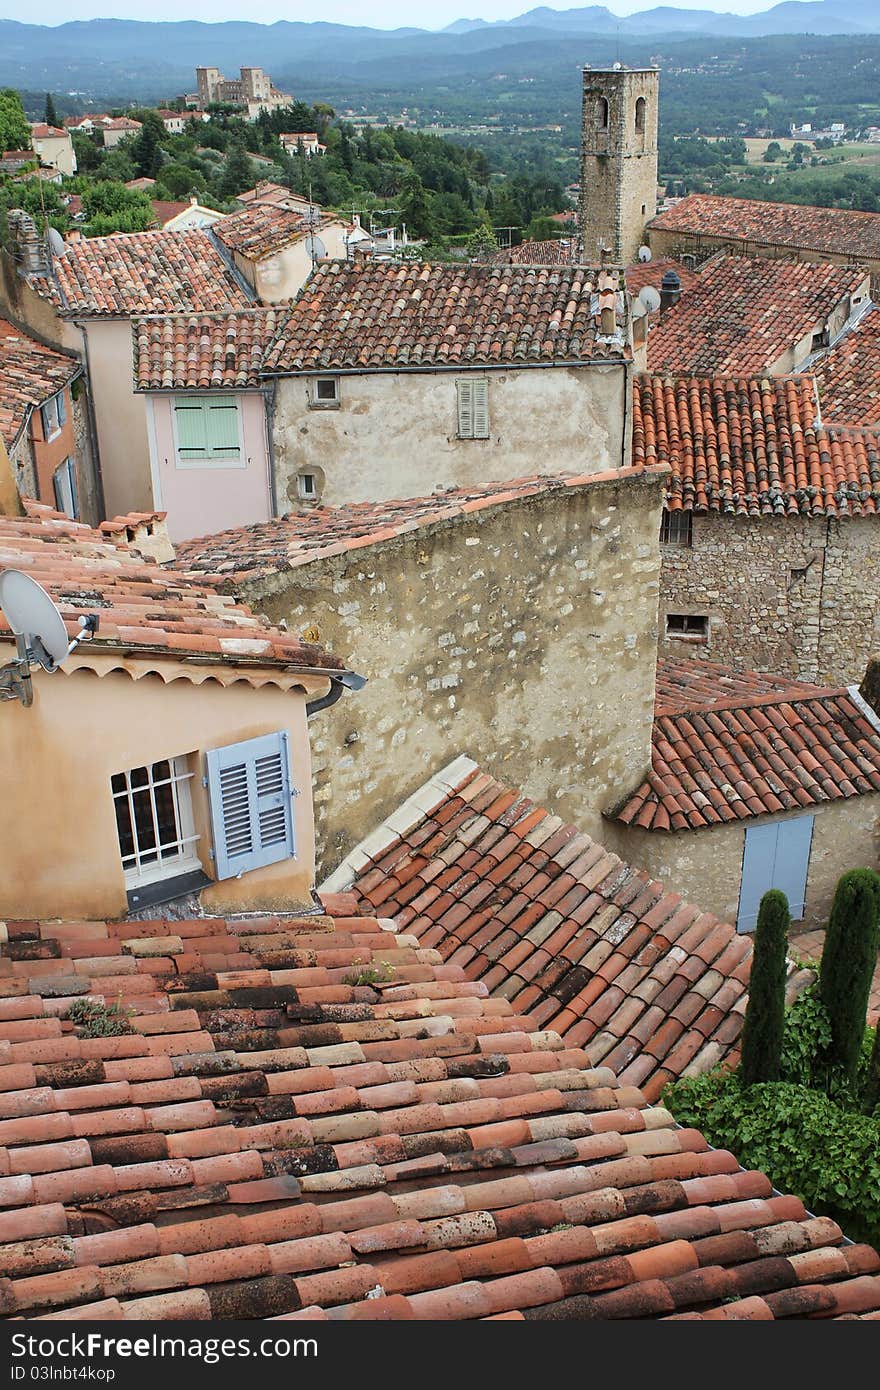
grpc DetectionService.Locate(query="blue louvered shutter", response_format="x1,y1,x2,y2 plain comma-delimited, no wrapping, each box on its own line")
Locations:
737,814,814,932
205,732,296,880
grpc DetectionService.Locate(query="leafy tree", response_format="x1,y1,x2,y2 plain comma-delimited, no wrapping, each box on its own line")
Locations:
219,140,254,198
44,93,59,128
82,181,154,236
864,1025,880,1116
0,89,31,154
740,889,789,1085
155,162,206,199
466,218,498,261
130,111,164,180
398,173,435,240
763,141,782,162
819,869,880,1082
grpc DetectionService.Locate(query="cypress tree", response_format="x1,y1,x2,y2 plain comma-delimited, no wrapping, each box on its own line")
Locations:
740,888,789,1085
819,868,880,1082
864,1024,880,1115
44,93,58,128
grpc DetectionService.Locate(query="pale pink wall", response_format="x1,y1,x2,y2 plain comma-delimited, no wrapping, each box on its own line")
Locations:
147,391,273,542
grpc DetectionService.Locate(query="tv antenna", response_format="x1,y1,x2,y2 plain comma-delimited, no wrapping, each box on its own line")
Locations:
0,570,99,708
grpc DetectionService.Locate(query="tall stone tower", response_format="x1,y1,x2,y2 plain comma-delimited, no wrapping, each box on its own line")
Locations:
579,66,660,266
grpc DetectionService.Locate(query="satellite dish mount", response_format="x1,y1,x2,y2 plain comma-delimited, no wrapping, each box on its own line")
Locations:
0,570,98,708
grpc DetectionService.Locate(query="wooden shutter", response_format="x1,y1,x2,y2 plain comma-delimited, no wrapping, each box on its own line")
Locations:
736,815,814,932
456,379,474,438
174,398,208,458
472,378,490,438
206,397,241,459
205,732,296,880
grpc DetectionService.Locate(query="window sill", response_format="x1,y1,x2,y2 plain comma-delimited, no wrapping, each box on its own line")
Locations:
666,632,708,644
307,401,341,411
125,866,211,915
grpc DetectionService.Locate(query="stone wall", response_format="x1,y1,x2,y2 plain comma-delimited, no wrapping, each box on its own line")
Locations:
659,513,880,684
580,69,659,266
238,472,665,877
607,797,880,932
271,363,630,509
646,226,880,295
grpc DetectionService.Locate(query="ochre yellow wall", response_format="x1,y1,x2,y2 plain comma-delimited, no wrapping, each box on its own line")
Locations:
0,658,323,921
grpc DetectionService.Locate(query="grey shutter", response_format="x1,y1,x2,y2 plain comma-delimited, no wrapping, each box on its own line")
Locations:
736,814,814,932
205,732,296,880
456,378,474,438
472,378,490,438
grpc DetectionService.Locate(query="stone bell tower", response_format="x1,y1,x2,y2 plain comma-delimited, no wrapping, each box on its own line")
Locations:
579,66,660,265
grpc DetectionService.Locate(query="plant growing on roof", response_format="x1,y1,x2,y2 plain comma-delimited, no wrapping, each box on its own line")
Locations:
342,960,395,987
740,888,789,1085
819,868,880,1083
66,996,134,1038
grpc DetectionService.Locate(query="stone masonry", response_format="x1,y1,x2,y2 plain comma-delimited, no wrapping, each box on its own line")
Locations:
659,512,880,685
235,473,666,879
580,67,659,265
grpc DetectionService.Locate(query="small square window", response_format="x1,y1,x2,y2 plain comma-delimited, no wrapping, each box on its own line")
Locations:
297,472,318,500
666,613,709,641
40,391,65,440
310,377,340,408
53,457,78,519
660,508,693,547
111,756,200,889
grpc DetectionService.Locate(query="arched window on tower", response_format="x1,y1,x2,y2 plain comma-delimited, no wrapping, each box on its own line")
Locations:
635,97,647,133
597,97,609,131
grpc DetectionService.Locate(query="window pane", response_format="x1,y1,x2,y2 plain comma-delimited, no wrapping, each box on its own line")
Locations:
316,379,337,400
129,765,149,789
113,794,136,863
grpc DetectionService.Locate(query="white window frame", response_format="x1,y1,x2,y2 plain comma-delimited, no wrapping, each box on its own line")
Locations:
456,377,490,440
52,456,78,520
297,472,319,501
309,377,340,409
40,389,67,441
171,394,246,470
111,756,201,890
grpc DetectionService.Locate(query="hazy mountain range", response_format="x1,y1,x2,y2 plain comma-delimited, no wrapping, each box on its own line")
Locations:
447,2,880,37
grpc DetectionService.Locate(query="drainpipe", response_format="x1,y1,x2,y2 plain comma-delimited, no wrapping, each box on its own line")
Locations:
306,668,367,717
262,379,278,516
76,323,107,523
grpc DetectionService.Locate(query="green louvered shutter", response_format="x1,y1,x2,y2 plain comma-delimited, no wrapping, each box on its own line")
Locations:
206,397,241,460
174,398,208,459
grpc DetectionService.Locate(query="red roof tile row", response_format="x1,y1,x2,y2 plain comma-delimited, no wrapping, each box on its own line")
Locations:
489,239,579,267
814,306,880,426
0,318,80,450
132,308,288,390
634,372,880,517
263,261,626,372
613,658,880,832
0,902,872,1320
170,469,664,585
646,255,867,376
214,204,333,262
0,504,342,676
624,257,699,300
648,192,880,261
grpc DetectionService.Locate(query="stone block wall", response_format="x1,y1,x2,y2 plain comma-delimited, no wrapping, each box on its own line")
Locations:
239,473,666,878
659,513,880,685
580,68,659,265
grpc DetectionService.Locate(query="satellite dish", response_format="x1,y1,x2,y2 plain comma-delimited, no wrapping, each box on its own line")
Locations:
639,285,662,314
638,245,652,263
630,299,647,320
305,234,326,260
0,570,98,705
47,227,67,258
0,570,70,669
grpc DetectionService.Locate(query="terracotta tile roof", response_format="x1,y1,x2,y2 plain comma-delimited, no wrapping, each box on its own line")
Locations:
646,256,867,376
0,503,343,678
1,900,875,1320
28,229,252,318
150,200,189,228
624,257,699,299
633,372,880,517
0,319,80,450
489,239,579,267
104,118,141,132
648,192,880,261
29,124,68,140
170,470,663,585
814,306,880,426
236,182,312,211
213,204,329,262
132,308,288,391
264,261,626,372
330,757,781,1103
612,657,880,833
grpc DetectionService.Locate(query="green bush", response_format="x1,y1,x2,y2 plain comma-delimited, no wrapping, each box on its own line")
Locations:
819,868,880,1081
66,997,134,1038
740,889,789,1084
665,1069,880,1246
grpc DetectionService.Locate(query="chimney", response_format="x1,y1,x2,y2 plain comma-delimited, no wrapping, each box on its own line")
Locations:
6,210,51,277
660,267,682,317
101,511,175,564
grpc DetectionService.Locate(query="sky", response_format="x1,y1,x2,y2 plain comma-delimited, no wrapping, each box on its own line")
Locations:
0,0,787,29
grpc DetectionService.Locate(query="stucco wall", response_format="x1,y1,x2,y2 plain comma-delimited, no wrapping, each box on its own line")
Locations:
78,318,152,520
238,473,664,877
235,224,349,304
607,797,880,932
146,392,272,542
659,513,880,684
0,660,320,920
272,364,629,508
